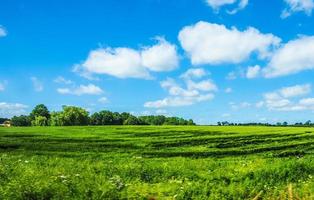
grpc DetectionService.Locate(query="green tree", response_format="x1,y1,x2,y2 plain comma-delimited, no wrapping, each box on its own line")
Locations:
30,104,50,120
62,106,89,126
187,119,195,125
50,111,65,126
31,116,48,126
123,115,140,125
11,115,32,126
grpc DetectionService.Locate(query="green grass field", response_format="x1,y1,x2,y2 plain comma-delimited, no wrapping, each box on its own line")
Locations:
0,126,314,199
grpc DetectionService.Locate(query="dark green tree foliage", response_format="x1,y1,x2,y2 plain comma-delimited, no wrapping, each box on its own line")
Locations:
30,104,50,126
9,105,196,126
138,115,166,125
61,106,90,126
0,118,9,124
11,115,32,126
164,117,192,125
123,115,140,125
30,104,50,120
90,110,115,125
50,106,89,126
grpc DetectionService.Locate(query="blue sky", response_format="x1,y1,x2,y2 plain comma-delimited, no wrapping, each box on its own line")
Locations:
1,0,314,124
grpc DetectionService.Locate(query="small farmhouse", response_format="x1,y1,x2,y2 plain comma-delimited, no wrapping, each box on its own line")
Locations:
0,121,11,127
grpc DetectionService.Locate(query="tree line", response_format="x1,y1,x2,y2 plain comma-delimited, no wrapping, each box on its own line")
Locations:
8,104,196,126
217,121,314,127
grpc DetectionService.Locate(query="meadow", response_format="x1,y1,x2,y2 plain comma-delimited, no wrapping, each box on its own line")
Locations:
0,126,314,199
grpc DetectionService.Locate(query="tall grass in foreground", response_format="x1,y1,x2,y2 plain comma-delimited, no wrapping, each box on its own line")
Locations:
0,126,314,199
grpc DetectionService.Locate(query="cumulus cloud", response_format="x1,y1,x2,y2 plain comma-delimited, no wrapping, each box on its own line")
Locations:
0,26,7,37
74,37,179,79
178,21,280,65
259,84,314,111
141,37,179,72
0,102,28,118
31,77,43,92
281,0,314,18
263,36,314,78
246,65,261,79
57,84,103,96
144,68,217,108
206,0,249,14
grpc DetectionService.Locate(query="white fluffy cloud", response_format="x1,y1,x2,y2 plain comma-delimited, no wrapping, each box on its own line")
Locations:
263,36,314,78
141,37,179,72
0,26,7,37
57,84,103,96
144,68,217,108
0,102,28,117
259,84,314,111
281,0,314,18
31,77,43,92
178,21,280,65
206,0,249,14
75,37,179,79
246,65,261,79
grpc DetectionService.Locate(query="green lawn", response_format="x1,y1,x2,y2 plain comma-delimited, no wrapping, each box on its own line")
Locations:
0,126,314,199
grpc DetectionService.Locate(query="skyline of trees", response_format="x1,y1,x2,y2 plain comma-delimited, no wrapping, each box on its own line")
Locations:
9,104,195,126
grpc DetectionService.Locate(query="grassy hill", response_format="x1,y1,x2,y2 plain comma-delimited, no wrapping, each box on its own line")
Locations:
0,126,314,199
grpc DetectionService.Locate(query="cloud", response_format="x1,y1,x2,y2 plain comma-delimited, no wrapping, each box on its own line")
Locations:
141,37,179,72
31,77,44,92
75,37,179,79
279,84,311,98
54,76,73,85
178,21,281,65
98,97,108,103
180,68,208,79
0,102,28,118
206,0,249,14
144,68,217,108
57,84,103,96
227,0,249,14
281,0,314,18
260,84,314,111
246,65,261,79
263,36,314,78
186,79,218,92
0,26,7,37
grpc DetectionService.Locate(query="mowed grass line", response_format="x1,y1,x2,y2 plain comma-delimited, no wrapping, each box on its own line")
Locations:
0,126,314,199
